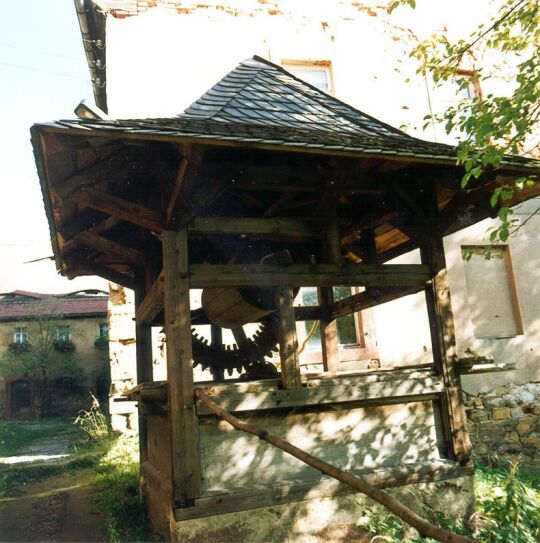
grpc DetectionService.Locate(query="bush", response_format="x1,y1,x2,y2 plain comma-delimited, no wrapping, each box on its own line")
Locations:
94,335,109,350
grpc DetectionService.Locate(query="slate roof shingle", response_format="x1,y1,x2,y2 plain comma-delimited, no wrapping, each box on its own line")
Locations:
42,56,538,168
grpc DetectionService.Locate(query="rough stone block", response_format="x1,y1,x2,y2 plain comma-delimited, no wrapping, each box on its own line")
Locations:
518,390,535,404
510,407,525,419
492,407,511,420
516,419,534,434
522,434,540,447
504,431,520,443
484,397,506,409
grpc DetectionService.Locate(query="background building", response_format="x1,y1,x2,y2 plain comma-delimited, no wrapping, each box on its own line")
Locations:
0,289,109,417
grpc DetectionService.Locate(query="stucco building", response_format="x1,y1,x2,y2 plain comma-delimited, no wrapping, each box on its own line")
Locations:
0,289,109,417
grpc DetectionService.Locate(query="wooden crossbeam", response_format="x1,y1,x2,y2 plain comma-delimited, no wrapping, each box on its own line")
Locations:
72,187,165,232
189,263,430,289
62,216,121,254
330,285,424,320
67,263,135,290
189,216,319,240
135,272,164,325
55,151,130,198
75,231,145,267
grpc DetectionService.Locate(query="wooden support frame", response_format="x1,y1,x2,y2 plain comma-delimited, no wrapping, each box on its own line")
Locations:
134,270,154,465
276,287,302,389
162,229,200,506
420,185,471,463
189,263,430,289
318,215,340,372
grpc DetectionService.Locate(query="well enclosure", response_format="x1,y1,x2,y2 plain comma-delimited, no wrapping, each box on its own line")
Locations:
31,58,539,541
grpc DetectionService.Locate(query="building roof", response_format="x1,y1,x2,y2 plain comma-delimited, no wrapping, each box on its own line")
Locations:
0,291,108,322
49,57,537,169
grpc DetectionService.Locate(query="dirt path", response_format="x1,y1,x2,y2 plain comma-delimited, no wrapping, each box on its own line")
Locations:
0,469,105,542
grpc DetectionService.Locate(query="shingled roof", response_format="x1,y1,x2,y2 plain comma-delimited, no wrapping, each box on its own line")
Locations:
49,56,536,168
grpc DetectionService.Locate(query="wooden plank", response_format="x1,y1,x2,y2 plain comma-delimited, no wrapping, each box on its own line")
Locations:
189,263,430,289
175,460,473,521
135,273,164,324
54,151,130,198
72,187,164,232
189,216,319,241
162,229,200,506
196,372,444,414
276,287,302,389
330,285,423,320
75,231,145,266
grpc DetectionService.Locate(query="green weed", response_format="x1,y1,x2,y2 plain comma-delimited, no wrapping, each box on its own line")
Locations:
355,458,540,542
92,434,149,543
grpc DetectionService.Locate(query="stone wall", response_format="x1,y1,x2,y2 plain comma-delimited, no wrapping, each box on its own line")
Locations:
464,382,540,468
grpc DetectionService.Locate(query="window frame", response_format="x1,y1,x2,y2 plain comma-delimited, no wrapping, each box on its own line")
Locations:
13,327,29,344
281,59,334,95
56,325,71,342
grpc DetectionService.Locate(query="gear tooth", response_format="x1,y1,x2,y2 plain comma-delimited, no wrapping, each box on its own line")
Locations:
191,327,196,333
227,368,233,376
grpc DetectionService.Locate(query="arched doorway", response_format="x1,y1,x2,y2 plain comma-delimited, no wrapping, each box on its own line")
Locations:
6,378,35,418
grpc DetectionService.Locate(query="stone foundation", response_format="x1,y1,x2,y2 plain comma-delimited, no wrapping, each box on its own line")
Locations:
173,475,474,543
464,382,540,467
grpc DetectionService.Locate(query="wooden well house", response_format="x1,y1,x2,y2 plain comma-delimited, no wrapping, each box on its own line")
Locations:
32,57,539,541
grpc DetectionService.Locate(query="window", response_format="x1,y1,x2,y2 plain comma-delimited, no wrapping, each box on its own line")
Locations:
13,327,28,344
56,325,70,341
282,60,333,94
302,287,359,349
462,246,523,339
98,322,108,339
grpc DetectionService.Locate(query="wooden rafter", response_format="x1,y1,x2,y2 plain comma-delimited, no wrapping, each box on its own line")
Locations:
75,231,145,267
135,272,164,325
72,187,164,232
54,150,131,198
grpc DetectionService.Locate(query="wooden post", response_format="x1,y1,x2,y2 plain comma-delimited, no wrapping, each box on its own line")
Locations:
134,270,153,465
420,185,471,463
276,287,302,389
162,229,200,506
318,215,340,372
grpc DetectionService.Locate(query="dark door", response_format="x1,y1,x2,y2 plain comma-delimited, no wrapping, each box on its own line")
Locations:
9,379,33,418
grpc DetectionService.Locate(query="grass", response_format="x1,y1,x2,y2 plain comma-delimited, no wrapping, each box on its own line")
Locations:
356,459,540,542
0,418,81,457
91,434,149,543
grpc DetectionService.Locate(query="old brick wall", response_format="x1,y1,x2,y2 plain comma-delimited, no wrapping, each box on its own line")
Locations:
464,383,540,467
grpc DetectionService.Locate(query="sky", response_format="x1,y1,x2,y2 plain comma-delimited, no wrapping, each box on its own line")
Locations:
0,0,107,293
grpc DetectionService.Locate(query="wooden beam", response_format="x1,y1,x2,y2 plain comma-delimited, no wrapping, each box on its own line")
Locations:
420,184,471,463
135,272,164,324
75,231,145,267
67,263,135,290
175,460,473,522
196,371,443,414
276,287,302,389
162,229,200,506
189,263,430,289
330,285,424,320
166,155,190,226
54,151,131,198
318,216,340,372
189,216,319,241
72,187,165,232
134,270,153,465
